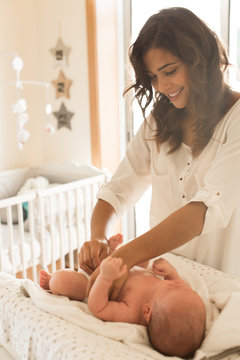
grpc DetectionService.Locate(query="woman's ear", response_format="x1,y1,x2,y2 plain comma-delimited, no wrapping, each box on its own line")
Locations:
143,303,152,324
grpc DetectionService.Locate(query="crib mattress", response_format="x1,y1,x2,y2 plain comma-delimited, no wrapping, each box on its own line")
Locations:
0,254,240,360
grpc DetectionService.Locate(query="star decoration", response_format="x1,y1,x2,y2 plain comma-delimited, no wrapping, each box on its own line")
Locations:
49,37,71,67
52,70,72,99
53,102,74,130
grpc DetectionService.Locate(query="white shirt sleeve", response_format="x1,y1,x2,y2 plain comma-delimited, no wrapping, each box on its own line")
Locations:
97,121,152,216
190,108,240,234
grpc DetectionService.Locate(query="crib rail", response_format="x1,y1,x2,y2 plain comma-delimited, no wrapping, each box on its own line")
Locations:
0,192,37,280
0,174,105,282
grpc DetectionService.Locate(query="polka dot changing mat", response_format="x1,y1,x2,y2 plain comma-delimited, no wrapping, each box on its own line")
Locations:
0,273,165,360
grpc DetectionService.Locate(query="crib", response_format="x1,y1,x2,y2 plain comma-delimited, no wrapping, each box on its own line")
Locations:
0,163,240,359
0,161,107,281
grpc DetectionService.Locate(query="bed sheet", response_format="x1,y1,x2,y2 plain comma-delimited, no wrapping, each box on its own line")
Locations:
0,253,240,360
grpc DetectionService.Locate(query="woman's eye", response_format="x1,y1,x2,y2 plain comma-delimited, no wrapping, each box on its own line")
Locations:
166,68,177,76
149,75,157,83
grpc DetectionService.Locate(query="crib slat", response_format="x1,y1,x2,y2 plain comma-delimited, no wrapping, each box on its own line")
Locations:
39,197,47,270
58,192,65,269
67,191,74,269
7,206,16,276
49,194,56,273
17,203,26,278
75,188,82,268
83,187,89,248
28,200,37,282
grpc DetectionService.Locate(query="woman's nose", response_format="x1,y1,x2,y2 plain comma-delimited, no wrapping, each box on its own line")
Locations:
156,77,171,94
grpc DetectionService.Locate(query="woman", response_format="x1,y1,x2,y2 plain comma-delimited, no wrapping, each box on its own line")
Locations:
80,7,240,298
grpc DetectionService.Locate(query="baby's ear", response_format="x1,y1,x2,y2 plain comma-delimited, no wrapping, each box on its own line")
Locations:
143,304,152,324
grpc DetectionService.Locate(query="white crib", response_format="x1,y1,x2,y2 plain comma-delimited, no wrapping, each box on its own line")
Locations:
0,161,107,281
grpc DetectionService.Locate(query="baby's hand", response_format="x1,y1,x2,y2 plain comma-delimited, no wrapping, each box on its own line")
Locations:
152,258,179,280
108,233,123,254
100,256,127,282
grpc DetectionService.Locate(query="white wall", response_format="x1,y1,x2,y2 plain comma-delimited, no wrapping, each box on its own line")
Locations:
0,0,91,171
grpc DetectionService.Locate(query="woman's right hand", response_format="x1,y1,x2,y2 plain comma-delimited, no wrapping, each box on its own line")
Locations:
79,239,109,275
79,234,123,275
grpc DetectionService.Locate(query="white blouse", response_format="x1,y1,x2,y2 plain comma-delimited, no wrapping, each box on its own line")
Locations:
98,99,240,277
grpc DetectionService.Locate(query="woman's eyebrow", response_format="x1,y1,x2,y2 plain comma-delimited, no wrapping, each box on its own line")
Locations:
157,62,178,71
145,62,178,75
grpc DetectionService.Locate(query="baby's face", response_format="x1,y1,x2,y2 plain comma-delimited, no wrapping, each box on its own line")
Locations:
153,278,189,301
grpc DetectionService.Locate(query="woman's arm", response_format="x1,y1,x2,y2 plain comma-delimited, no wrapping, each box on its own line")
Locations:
79,199,117,274
114,201,207,268
87,201,207,299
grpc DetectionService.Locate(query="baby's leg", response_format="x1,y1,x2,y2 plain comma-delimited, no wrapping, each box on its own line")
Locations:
40,269,88,301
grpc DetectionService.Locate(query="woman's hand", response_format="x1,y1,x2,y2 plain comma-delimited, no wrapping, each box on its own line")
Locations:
79,234,123,275
79,239,108,275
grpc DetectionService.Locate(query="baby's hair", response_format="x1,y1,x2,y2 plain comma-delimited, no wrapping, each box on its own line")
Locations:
147,288,206,358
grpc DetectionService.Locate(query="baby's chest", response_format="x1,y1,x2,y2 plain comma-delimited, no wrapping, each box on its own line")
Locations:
118,272,155,300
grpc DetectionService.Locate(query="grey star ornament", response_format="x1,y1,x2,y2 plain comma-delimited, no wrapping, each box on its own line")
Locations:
49,37,71,67
53,102,74,130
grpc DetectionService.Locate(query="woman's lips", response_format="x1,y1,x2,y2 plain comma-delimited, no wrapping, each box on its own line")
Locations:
167,87,184,101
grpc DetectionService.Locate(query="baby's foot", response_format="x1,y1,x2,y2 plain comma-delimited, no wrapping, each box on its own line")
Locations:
108,233,123,253
40,270,52,290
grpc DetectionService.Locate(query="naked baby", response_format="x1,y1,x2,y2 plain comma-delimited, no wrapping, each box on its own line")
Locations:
40,250,206,358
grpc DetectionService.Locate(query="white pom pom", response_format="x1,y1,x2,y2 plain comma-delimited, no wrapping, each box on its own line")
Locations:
17,129,30,144
12,56,24,71
45,104,52,115
18,142,24,150
45,123,55,134
11,98,27,114
17,113,29,127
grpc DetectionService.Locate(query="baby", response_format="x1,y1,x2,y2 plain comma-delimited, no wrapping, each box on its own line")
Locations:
40,252,206,358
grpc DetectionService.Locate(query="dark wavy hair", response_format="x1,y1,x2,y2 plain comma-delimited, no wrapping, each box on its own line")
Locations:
125,7,233,156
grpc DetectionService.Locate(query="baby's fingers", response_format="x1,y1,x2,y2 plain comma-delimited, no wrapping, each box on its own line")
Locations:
152,264,167,275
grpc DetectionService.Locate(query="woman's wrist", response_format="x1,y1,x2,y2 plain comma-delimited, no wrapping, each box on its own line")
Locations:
90,236,108,244
110,240,139,270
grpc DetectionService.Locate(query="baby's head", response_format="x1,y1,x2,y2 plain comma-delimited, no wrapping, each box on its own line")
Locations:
147,283,206,358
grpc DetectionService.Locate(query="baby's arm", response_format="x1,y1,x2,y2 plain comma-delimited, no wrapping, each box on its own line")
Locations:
152,258,180,280
88,256,132,322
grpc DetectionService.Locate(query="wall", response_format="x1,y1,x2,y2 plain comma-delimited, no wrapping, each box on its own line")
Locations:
0,0,91,171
